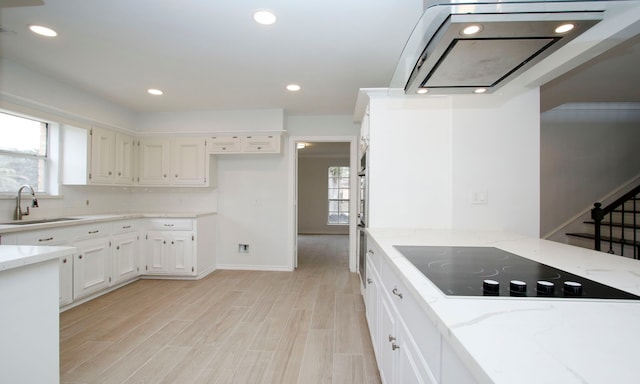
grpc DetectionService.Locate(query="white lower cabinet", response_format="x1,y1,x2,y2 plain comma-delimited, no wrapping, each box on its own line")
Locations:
145,230,193,275
365,236,465,384
14,228,74,306
59,255,73,306
144,219,197,276
112,232,140,285
4,214,216,309
73,236,111,300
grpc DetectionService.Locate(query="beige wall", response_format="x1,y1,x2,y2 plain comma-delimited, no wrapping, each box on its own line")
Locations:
298,155,350,235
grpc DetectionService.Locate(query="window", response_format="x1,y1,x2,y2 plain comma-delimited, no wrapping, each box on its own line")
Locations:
328,166,350,225
0,112,48,193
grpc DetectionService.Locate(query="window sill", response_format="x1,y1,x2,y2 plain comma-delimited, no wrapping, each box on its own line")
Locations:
0,194,63,200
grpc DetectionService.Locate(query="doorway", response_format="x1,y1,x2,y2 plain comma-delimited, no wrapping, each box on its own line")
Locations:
288,137,358,271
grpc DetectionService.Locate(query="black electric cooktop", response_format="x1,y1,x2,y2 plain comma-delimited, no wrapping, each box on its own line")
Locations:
394,246,640,300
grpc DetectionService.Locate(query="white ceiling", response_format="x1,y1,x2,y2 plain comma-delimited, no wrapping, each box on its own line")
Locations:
0,0,639,117
0,0,424,115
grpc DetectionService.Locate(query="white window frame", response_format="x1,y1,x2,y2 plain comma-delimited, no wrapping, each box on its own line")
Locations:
327,165,350,225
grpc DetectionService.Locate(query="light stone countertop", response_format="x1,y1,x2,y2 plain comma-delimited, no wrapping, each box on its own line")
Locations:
0,245,76,271
366,228,640,384
0,212,217,234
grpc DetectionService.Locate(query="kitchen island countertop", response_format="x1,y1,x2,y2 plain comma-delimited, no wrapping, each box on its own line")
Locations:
366,228,640,384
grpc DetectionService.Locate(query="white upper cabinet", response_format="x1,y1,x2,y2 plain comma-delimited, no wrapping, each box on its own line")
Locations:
209,135,241,153
208,133,281,154
137,137,210,186
172,138,206,185
137,138,171,185
62,125,135,186
114,133,135,184
89,127,116,184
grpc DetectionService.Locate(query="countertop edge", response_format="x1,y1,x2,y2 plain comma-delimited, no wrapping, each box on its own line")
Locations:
0,245,76,272
0,212,217,234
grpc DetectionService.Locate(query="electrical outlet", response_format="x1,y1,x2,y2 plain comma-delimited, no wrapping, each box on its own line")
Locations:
238,244,250,253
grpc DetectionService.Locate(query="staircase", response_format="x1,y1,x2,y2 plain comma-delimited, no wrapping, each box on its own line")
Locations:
566,186,640,260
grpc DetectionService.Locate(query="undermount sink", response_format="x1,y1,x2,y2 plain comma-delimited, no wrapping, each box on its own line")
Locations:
0,218,81,225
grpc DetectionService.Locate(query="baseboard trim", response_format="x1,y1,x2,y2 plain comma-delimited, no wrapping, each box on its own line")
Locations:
215,264,293,272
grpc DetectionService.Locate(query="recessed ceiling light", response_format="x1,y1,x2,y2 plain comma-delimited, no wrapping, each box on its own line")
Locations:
147,89,163,96
473,88,487,94
29,25,57,37
416,88,429,94
286,84,301,92
462,25,482,35
555,23,575,34
297,143,306,149
253,10,277,25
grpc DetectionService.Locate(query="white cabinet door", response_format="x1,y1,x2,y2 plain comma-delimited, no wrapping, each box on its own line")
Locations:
380,291,397,384
167,231,194,274
112,232,139,284
73,237,111,300
138,138,171,185
90,127,116,184
138,138,207,186
397,317,437,384
59,255,74,306
145,230,169,273
172,138,206,185
365,258,380,361
115,133,135,184
144,230,194,276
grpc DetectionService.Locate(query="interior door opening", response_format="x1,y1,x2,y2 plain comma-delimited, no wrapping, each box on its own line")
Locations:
292,138,357,272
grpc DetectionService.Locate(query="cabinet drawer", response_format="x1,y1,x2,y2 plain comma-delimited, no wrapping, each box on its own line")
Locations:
146,219,193,231
15,227,72,245
366,237,382,274
209,136,241,153
241,135,280,153
112,220,139,234
72,222,112,241
380,255,442,380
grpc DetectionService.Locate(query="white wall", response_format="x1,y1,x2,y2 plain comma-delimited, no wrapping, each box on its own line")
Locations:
451,88,540,237
541,104,640,239
367,95,453,229
135,109,284,134
364,88,540,238
216,153,290,270
298,155,350,235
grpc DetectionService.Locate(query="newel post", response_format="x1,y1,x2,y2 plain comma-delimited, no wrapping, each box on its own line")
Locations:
591,202,603,251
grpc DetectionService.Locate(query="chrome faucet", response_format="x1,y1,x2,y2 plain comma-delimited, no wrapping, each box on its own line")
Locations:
15,184,38,220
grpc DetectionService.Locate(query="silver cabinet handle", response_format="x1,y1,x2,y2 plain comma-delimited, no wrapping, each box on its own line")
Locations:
367,278,373,285
88,230,99,234
367,250,374,255
122,225,131,229
389,335,396,342
38,237,54,242
392,287,403,299
392,343,400,351
163,223,174,227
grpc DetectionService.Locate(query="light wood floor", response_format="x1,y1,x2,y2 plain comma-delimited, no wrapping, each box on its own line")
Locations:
60,234,381,384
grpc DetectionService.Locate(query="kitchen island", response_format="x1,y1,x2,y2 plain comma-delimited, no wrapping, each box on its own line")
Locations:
0,245,76,384
365,228,640,384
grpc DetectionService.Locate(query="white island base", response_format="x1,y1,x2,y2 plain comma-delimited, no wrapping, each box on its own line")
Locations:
0,245,75,384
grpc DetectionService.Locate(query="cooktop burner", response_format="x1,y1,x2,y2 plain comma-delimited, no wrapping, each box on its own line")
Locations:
394,246,640,300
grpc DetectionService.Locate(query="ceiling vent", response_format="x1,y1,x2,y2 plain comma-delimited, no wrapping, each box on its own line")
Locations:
392,2,605,95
